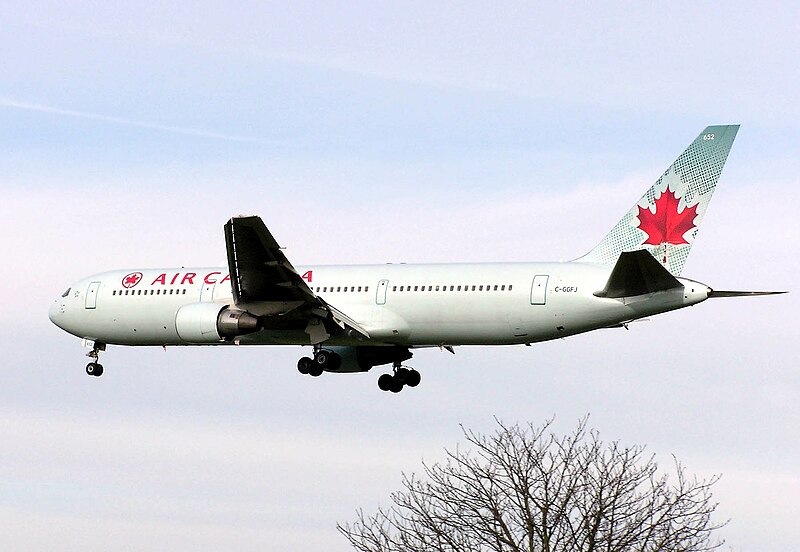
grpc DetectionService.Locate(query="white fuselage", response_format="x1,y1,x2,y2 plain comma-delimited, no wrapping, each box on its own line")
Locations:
48,262,710,348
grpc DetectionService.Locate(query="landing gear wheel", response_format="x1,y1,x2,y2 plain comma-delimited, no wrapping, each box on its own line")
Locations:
315,350,330,366
311,350,342,373
378,374,393,391
85,362,103,377
377,361,421,393
297,357,313,375
308,364,324,377
389,377,404,393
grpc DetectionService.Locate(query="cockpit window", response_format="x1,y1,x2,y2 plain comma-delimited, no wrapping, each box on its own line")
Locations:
61,288,71,298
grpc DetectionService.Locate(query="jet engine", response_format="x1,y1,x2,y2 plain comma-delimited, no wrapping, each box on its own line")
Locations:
175,303,260,343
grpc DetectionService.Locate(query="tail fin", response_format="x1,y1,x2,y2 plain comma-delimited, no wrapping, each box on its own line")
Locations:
578,125,739,275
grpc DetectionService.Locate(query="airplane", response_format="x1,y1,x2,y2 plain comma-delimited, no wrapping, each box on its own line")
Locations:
49,124,784,393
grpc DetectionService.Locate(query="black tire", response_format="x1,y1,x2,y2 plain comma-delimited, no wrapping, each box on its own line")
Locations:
94,364,104,377
389,377,404,393
86,362,96,376
395,367,409,382
378,374,393,391
405,369,421,387
308,364,324,377
297,357,313,374
315,351,329,366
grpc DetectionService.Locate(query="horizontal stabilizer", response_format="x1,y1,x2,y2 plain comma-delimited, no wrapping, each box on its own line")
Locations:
595,250,683,299
709,290,787,298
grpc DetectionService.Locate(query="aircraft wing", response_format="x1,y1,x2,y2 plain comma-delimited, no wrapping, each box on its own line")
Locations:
225,215,316,304
224,216,369,342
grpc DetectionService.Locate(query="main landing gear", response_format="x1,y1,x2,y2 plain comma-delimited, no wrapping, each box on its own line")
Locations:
297,348,342,377
377,361,421,394
85,341,106,377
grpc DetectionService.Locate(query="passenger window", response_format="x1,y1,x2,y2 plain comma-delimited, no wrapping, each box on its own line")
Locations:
337,287,341,292
358,286,362,292
392,286,396,292
365,286,369,292
414,286,418,291
479,285,483,291
494,285,498,291
501,285,506,291
450,286,454,291
457,286,461,291
471,285,476,291
509,285,513,291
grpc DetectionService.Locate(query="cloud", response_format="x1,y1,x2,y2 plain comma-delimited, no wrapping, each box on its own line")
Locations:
0,97,272,144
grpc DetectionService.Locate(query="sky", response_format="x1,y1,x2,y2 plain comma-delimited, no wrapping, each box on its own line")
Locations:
1,2,798,550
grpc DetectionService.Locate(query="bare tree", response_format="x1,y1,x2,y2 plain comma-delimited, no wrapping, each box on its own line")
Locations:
339,418,725,552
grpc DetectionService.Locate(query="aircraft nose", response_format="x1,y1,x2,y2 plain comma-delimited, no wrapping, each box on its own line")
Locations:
49,298,65,328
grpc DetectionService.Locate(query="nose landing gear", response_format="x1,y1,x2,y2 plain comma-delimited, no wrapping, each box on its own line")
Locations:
85,341,106,377
378,361,421,393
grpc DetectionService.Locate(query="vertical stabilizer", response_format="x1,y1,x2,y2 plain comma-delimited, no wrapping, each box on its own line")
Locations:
578,125,739,275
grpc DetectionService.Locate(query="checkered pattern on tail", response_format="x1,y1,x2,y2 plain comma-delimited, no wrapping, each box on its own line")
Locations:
577,125,739,276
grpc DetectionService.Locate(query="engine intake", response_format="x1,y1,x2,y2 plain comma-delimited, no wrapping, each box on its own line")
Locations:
176,303,260,343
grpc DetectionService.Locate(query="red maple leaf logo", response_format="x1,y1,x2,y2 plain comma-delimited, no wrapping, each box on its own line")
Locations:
122,272,143,288
636,190,699,246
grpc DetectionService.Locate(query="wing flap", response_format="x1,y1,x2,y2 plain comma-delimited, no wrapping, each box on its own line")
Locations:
323,300,371,340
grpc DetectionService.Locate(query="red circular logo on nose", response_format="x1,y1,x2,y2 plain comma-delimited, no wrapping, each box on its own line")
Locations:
122,272,143,288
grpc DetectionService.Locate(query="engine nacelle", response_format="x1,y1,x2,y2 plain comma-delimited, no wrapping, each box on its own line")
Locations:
324,346,413,373
175,303,260,343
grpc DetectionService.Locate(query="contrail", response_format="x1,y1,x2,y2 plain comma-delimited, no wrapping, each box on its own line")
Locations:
0,96,270,144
